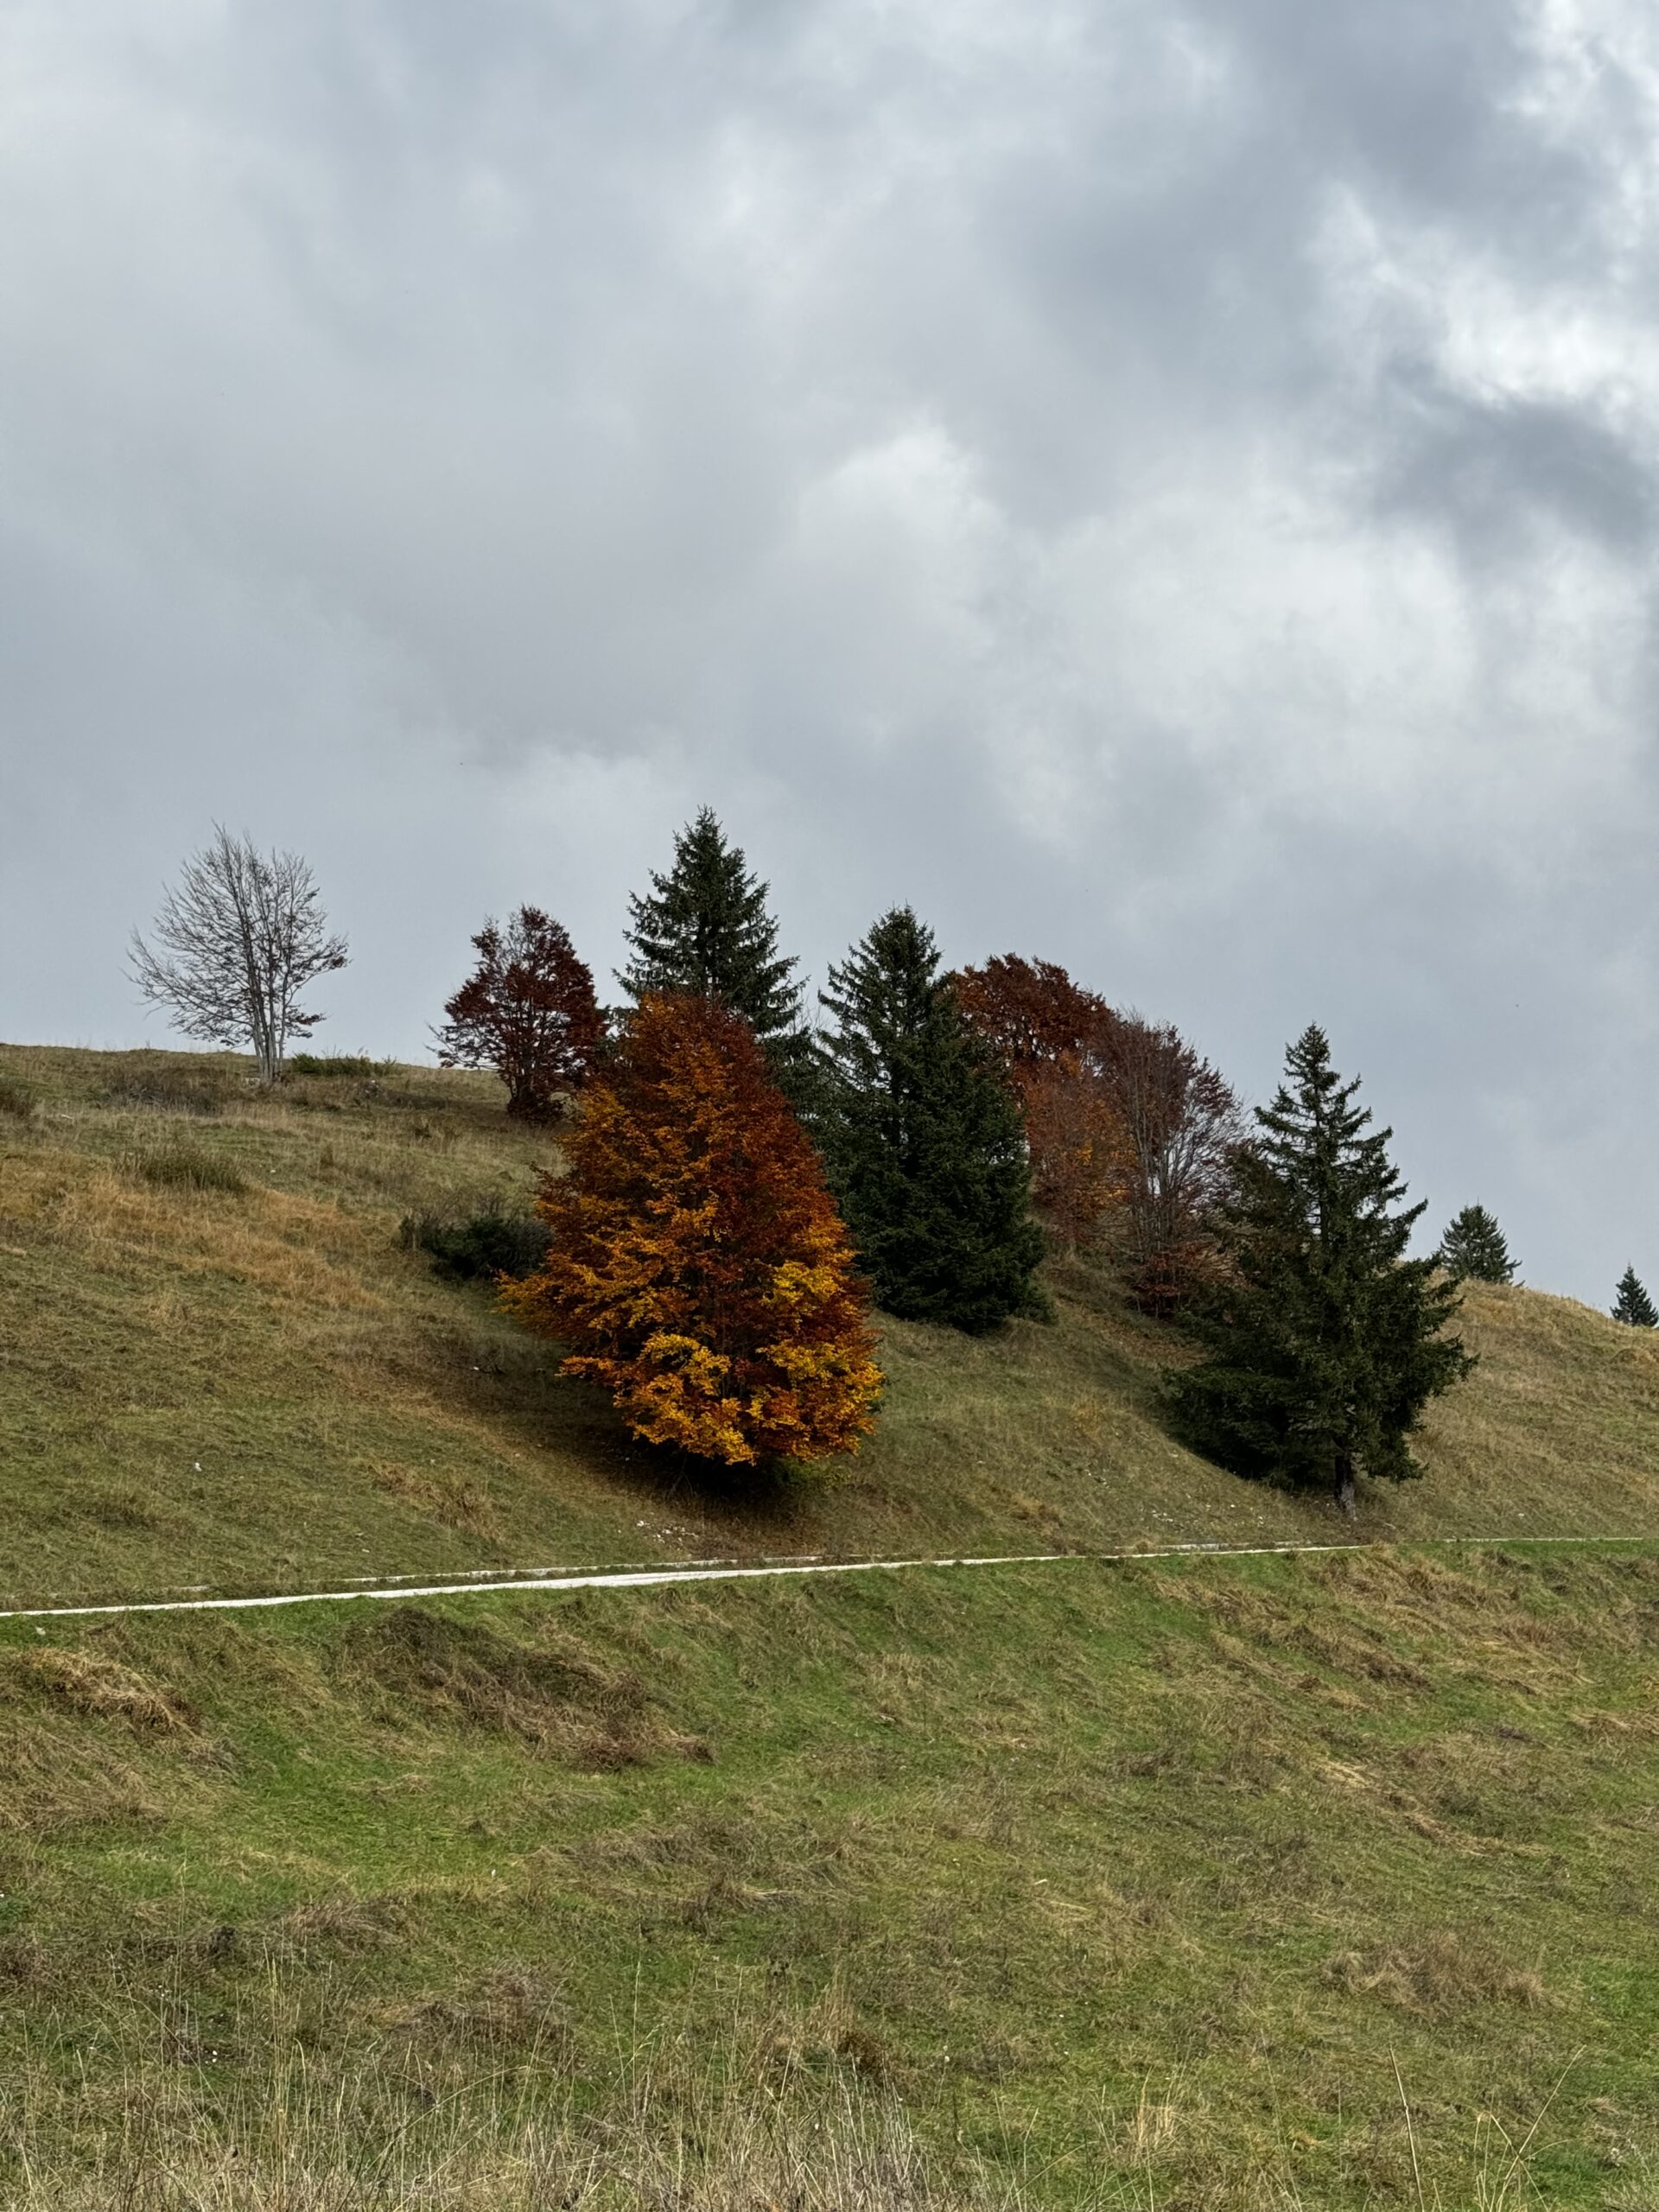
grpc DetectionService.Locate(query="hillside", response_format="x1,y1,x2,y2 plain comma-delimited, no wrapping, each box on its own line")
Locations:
3,1045,1659,2207
3,1042,1659,1606
3,1543,1658,2208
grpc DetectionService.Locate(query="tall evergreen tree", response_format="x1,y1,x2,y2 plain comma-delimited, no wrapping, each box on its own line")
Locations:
1612,1266,1657,1327
1436,1203,1516,1285
814,906,1046,1333
1169,1025,1472,1514
620,809,803,1045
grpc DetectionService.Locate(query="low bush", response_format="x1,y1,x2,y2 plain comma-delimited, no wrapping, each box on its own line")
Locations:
0,1077,38,1123
132,1148,249,1196
288,1053,392,1079
398,1207,548,1282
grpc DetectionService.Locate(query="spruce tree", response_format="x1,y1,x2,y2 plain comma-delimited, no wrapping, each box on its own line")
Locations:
1436,1203,1516,1285
1169,1025,1472,1514
620,810,804,1046
814,906,1046,1333
1612,1266,1657,1327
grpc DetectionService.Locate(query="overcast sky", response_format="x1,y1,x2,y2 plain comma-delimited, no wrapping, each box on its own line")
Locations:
3,0,1657,1305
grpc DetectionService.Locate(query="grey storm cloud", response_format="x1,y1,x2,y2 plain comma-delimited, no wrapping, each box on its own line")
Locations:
3,0,1659,1303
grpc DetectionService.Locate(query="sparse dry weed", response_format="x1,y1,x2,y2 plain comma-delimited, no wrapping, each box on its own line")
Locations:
1323,1932,1554,2019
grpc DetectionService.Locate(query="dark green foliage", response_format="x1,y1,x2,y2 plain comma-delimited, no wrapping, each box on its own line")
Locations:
619,810,806,1067
399,1208,550,1283
0,1077,38,1122
1612,1266,1657,1328
289,1052,391,1079
813,906,1047,1333
1437,1203,1516,1285
1169,1025,1472,1511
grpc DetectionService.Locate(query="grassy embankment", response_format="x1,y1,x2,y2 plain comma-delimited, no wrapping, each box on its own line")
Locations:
1,1046,1659,2205
3,1042,1659,1601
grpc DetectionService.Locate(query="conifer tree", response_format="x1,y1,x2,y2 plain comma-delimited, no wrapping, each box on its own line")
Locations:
814,907,1047,1332
1612,1266,1657,1327
1436,1203,1516,1284
504,994,881,1465
1169,1025,1472,1514
620,810,804,1050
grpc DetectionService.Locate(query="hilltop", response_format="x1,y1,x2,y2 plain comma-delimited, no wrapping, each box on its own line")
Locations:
3,1042,1658,1605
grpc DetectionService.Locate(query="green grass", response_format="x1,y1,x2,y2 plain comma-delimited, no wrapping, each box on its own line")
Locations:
2,1546,1657,2204
5,1043,1659,2202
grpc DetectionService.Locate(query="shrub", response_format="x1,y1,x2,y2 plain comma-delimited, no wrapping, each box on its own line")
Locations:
288,1052,388,1078
132,1147,248,1195
0,1077,38,1123
399,1208,550,1283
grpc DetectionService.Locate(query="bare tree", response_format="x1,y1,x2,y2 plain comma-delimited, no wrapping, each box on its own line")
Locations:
130,828,348,1085
1099,1014,1245,1312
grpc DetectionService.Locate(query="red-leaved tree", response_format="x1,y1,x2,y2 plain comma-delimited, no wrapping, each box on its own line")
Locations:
435,907,604,1120
956,954,1243,1307
954,956,1130,1251
503,994,882,1465
952,955,1105,1071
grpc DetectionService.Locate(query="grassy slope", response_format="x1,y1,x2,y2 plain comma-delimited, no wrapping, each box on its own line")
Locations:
4,1046,1659,2203
3,1042,1659,1607
3,1547,1659,2207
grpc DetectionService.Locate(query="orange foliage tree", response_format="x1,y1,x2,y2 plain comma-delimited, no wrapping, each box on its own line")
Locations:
954,955,1130,1250
956,955,1243,1306
503,993,882,1465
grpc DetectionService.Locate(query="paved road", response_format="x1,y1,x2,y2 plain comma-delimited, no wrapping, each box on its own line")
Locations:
0,1532,1634,1623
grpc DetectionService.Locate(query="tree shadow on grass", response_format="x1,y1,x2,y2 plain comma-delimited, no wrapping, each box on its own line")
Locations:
411,1298,837,1550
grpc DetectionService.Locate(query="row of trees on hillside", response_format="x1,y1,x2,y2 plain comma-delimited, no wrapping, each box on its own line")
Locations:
423,812,1477,1506
432,817,1246,1320
130,816,1487,1505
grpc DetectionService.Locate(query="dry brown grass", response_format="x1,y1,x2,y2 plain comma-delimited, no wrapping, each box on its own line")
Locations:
16,1646,198,1734
0,1999,1039,2212
1322,1932,1554,2018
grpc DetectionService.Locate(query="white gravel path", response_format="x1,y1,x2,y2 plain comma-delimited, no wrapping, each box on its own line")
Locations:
0,1533,1632,1623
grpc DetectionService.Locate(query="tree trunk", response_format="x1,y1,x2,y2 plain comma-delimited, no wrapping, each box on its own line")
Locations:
1333,1449,1357,1519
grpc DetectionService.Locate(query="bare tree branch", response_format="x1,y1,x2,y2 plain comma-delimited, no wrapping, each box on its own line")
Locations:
129,827,348,1084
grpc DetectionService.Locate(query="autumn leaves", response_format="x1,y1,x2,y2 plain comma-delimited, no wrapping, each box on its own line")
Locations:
443,811,1229,1472
504,998,881,1467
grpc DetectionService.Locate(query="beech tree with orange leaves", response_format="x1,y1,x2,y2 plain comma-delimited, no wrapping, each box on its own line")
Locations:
954,954,1129,1253
955,954,1243,1306
504,993,881,1465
